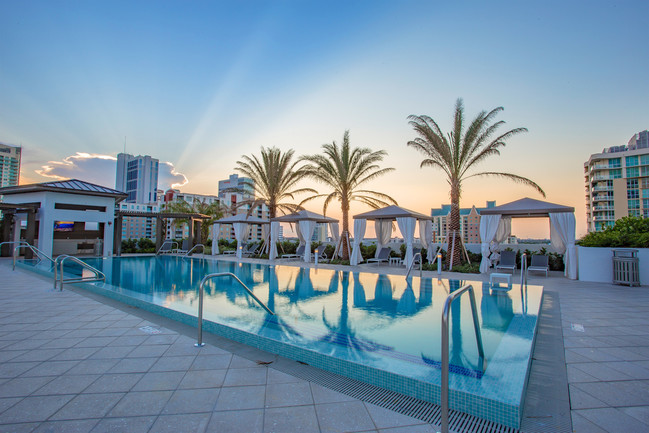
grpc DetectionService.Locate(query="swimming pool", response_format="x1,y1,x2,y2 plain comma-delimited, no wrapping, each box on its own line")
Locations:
21,255,543,428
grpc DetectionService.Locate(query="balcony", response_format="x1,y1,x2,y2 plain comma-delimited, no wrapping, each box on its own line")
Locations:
592,195,613,202
592,185,612,192
593,215,615,221
592,175,611,181
593,206,613,211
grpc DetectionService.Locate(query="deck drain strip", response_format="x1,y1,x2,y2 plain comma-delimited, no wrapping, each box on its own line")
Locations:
270,358,518,433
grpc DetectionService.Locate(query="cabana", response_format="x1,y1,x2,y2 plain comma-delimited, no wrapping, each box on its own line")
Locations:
479,197,576,279
352,205,433,269
270,210,339,262
211,214,269,258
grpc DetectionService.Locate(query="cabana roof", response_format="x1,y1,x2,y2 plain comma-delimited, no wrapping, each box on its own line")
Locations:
353,205,432,221
272,210,338,223
479,197,574,217
216,214,270,224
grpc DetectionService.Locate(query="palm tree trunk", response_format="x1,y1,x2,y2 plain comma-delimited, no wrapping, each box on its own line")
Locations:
341,199,350,261
447,183,465,268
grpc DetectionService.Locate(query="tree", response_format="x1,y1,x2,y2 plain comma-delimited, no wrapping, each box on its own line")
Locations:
234,147,315,218
407,99,545,267
301,130,397,260
163,198,224,242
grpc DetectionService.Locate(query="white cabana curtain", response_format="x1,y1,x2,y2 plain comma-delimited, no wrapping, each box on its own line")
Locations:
329,222,340,258
261,224,270,254
269,221,279,260
419,220,434,263
350,219,366,266
298,220,317,262
479,215,502,273
549,212,577,279
491,217,512,263
211,223,220,255
374,220,392,258
233,222,250,258
295,223,305,247
396,217,416,269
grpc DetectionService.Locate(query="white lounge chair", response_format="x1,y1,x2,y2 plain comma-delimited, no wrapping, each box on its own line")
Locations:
527,254,549,277
282,245,305,259
495,250,516,274
367,247,391,266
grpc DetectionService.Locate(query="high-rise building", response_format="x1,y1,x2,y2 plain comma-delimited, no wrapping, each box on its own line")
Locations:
163,189,222,239
431,201,496,243
217,174,269,242
115,153,159,203
0,143,21,188
118,202,159,240
584,130,649,232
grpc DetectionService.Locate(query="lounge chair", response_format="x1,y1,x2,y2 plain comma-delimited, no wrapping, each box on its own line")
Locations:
495,250,516,274
241,243,258,257
367,247,391,266
282,245,305,260
156,240,178,255
527,254,549,277
177,239,190,254
314,249,329,263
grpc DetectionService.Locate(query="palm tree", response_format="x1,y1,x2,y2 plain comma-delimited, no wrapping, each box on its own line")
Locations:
163,198,224,243
407,98,545,267
301,130,397,261
234,147,315,218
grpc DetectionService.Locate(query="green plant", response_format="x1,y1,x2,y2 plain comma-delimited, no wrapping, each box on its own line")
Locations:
577,216,649,248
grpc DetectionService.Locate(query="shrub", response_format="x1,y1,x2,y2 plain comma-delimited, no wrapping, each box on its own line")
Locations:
577,216,649,248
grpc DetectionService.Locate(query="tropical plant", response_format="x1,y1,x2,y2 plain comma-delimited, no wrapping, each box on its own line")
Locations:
301,130,397,260
577,216,649,248
163,198,224,242
407,99,545,266
234,147,316,218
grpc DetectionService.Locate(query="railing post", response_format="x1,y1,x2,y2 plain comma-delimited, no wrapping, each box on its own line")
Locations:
195,276,205,347
520,253,527,287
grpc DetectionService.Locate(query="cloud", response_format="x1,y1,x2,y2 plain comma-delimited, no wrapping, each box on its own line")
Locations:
35,153,189,191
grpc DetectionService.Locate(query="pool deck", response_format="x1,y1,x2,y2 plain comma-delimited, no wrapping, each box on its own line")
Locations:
1,256,648,433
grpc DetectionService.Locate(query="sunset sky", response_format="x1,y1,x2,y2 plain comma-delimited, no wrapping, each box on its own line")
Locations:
1,1,648,238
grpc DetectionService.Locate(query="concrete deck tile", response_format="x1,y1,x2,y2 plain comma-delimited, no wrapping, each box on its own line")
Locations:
576,407,649,432
32,419,99,433
315,401,376,433
214,385,266,411
64,359,118,376
150,355,196,372
265,381,313,407
229,355,267,369
107,390,173,417
0,351,29,363
206,408,264,433
0,395,75,423
568,385,608,410
573,380,649,407
223,367,267,387
21,360,80,378
10,349,65,363
162,388,220,414
0,396,22,412
264,405,320,433
74,337,118,348
267,368,305,384
50,347,100,362
131,371,185,391
89,416,155,433
32,374,99,395
0,362,41,379
0,376,55,398
570,412,608,433
151,413,211,433
82,373,144,393
566,365,598,383
571,361,634,381
50,392,124,420
620,406,649,426
179,370,226,389
310,383,357,404
364,402,427,429
190,354,232,371
89,345,134,360
378,426,436,433
107,357,157,374
0,422,39,432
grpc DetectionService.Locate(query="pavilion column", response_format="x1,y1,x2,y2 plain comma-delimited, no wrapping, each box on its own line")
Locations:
1,213,13,257
25,210,36,259
188,218,194,248
113,215,123,256
195,221,202,245
155,217,164,252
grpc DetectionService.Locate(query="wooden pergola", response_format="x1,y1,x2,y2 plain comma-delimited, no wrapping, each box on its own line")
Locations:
0,203,40,258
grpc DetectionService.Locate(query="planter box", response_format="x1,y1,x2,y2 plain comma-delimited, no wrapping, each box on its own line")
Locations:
577,246,649,285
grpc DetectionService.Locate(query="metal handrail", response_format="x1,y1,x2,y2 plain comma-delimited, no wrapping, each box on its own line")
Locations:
56,255,106,291
440,284,486,433
520,252,527,287
12,244,56,271
1,241,30,268
195,272,275,346
156,240,179,255
183,244,205,258
405,252,423,280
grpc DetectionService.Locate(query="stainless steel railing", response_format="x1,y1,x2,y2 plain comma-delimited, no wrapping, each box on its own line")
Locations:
156,240,179,255
183,244,205,258
11,244,56,271
55,255,105,291
440,283,486,433
1,241,30,268
405,252,423,280
195,272,275,347
520,252,527,287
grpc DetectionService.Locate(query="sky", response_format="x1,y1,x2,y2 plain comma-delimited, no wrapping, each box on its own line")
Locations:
1,0,648,238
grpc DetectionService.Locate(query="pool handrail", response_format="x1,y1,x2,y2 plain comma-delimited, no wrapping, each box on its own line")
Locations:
195,272,275,347
520,252,527,287
1,241,30,268
440,283,486,433
156,240,179,255
183,244,205,258
56,255,106,291
405,252,423,280
11,243,56,271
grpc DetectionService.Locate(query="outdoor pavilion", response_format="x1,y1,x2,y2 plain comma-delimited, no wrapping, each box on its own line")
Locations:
211,214,270,258
352,205,434,269
478,197,577,279
270,210,339,262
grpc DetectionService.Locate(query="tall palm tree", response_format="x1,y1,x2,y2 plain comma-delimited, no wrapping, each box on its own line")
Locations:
301,130,397,261
234,147,315,218
163,198,224,242
407,98,545,267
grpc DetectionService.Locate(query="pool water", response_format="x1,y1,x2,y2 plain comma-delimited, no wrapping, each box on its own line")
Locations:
22,255,543,428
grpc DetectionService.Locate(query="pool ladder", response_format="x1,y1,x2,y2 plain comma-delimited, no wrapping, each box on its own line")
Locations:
183,244,205,258
2,242,56,271
53,255,106,291
405,252,423,280
195,272,275,347
440,283,486,433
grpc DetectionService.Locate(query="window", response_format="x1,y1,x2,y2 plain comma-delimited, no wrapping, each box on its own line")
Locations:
628,199,640,209
629,210,641,217
641,155,649,165
609,158,621,168
627,179,639,189
626,156,639,167
626,167,640,178
644,190,649,199
628,190,639,199
610,169,622,178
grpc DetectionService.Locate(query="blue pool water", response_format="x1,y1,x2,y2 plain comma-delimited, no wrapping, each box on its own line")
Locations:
22,256,543,428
